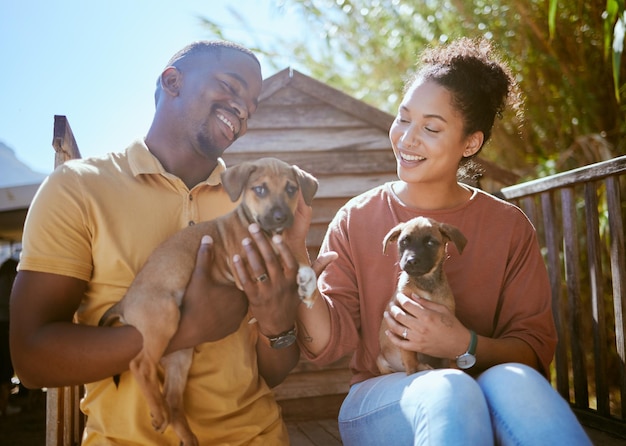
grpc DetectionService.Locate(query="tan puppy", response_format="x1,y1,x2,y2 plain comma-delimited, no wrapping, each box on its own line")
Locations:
99,157,319,446
377,216,467,375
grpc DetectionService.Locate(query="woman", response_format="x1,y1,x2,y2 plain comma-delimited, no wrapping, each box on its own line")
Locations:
291,37,591,445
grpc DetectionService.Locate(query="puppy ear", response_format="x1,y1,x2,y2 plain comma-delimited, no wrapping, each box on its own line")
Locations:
293,165,319,205
439,223,467,254
382,223,404,255
221,162,258,202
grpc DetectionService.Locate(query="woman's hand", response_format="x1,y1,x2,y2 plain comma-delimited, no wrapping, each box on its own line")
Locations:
384,293,470,360
231,223,304,386
232,223,301,337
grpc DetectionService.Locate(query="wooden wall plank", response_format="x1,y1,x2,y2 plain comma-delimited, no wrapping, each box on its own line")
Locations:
227,128,392,153
249,103,373,129
314,174,396,199
223,150,396,176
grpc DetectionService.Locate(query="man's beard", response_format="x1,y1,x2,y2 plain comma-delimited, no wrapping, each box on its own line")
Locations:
196,132,226,161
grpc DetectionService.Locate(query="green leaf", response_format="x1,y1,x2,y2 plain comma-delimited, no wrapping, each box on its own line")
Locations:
605,0,620,59
549,0,557,39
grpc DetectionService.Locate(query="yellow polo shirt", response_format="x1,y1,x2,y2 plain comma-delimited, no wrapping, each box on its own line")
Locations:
19,140,288,445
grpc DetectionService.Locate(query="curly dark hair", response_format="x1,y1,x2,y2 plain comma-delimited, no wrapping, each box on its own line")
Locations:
406,37,522,152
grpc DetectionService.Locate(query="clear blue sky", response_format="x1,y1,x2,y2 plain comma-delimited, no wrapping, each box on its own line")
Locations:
0,0,305,175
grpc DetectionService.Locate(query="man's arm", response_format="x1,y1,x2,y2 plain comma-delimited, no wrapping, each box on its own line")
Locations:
10,240,250,389
9,271,143,388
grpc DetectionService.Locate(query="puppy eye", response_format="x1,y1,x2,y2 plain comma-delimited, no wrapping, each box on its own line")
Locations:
399,237,409,248
252,185,268,197
425,237,440,248
285,183,298,197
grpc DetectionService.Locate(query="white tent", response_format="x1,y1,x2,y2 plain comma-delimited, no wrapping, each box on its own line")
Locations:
0,142,47,242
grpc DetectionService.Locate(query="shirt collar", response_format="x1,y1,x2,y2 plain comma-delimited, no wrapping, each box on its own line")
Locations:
127,139,226,186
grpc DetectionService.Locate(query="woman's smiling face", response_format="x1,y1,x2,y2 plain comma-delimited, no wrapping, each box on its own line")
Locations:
389,77,481,185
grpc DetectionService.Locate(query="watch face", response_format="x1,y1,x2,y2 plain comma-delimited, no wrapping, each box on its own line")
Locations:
270,334,297,349
456,353,476,370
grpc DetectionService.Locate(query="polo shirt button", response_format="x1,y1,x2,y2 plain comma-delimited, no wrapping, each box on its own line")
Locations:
188,221,195,226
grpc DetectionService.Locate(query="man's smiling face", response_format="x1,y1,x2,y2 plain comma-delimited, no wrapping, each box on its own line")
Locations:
175,49,263,161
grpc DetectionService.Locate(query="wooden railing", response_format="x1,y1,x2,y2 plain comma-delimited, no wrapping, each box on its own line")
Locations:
46,115,84,446
500,155,626,437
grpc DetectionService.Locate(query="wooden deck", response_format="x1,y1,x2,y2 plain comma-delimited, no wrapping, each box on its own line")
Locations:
285,419,626,446
287,419,342,446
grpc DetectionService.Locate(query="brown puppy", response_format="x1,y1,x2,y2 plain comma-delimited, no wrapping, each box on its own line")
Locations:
377,216,467,375
99,157,319,446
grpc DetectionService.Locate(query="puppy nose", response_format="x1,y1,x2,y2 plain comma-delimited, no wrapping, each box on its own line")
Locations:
402,254,427,275
405,255,418,267
271,207,288,224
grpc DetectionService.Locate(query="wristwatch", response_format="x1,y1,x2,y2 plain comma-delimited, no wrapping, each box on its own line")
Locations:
456,329,477,369
261,326,298,349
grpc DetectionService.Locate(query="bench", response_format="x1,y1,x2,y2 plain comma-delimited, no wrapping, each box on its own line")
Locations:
44,116,625,443
500,155,626,437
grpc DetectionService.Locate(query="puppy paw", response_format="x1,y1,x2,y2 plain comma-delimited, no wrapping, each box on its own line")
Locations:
297,266,317,308
411,363,434,374
150,408,169,433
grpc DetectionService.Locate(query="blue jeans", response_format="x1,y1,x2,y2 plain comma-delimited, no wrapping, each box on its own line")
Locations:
338,363,591,445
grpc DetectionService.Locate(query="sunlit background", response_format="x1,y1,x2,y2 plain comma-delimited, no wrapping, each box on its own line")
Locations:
1,0,308,177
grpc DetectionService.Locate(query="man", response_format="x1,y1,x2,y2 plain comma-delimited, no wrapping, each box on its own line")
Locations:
10,40,305,445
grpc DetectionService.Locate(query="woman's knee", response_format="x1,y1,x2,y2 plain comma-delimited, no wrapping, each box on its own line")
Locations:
404,368,484,408
477,362,550,397
476,364,592,444
339,370,493,445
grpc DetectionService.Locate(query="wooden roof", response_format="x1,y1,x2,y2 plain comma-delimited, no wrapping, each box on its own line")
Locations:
223,68,398,198
222,68,398,255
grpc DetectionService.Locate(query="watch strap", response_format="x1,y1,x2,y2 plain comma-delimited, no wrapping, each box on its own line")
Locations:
466,329,477,355
259,325,297,349
455,329,477,370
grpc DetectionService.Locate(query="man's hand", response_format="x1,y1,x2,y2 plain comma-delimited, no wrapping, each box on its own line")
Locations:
168,235,248,352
